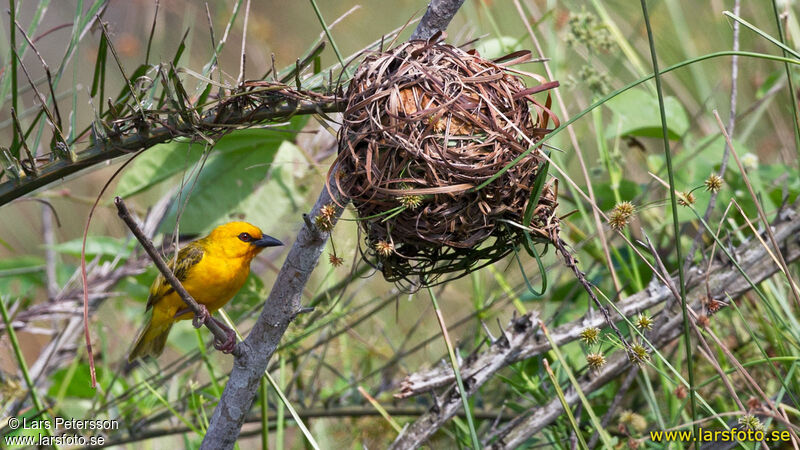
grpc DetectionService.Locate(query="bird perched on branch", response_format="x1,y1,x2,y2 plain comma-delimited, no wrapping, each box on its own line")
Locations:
128,222,282,361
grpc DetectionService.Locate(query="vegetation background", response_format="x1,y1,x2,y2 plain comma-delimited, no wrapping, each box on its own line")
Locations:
0,0,798,448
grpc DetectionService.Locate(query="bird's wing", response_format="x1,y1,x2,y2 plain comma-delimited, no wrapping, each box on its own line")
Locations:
145,242,205,311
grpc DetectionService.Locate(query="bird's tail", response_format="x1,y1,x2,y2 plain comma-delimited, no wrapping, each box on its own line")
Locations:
128,310,173,362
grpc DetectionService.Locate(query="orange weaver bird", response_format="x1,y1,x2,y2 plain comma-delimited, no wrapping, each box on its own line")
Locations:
128,222,282,361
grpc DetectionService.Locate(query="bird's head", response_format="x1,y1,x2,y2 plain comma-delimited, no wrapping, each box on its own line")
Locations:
205,221,283,260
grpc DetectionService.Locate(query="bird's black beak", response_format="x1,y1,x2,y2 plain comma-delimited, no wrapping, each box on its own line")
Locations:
253,234,283,248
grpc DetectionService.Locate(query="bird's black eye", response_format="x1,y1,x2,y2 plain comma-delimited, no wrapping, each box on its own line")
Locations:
238,232,252,242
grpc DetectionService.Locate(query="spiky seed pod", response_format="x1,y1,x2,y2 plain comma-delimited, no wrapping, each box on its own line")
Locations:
707,298,726,314
334,38,561,286
630,341,650,365
397,193,423,210
635,313,654,331
314,214,334,233
374,241,394,258
319,203,337,220
608,211,629,230
329,253,344,267
678,191,696,207
613,201,635,217
579,326,601,346
608,201,635,230
738,414,764,431
704,173,723,193
586,352,606,371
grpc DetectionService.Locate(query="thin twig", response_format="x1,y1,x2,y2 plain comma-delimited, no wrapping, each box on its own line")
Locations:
42,206,58,300
684,0,740,274
237,0,251,86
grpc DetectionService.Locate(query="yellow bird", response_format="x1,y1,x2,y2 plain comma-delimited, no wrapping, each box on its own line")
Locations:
128,222,282,361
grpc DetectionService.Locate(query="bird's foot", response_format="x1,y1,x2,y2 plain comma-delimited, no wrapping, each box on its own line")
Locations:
191,304,210,328
212,320,238,354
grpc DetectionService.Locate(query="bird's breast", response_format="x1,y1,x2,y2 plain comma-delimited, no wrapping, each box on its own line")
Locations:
183,254,250,312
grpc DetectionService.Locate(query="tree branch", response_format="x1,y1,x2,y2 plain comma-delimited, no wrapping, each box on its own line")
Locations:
389,199,800,448
200,175,344,449
410,0,466,40
0,88,342,207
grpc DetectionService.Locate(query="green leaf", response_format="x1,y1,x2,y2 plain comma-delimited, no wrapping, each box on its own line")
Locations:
234,141,308,233
592,180,642,211
474,35,524,60
605,88,689,140
756,69,783,99
162,117,308,234
47,365,105,399
115,140,206,198
48,236,133,257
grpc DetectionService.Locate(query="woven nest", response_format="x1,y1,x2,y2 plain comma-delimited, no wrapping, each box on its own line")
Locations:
332,39,561,286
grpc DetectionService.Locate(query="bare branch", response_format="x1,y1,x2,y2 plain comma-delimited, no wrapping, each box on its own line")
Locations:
410,0,466,40
200,174,344,449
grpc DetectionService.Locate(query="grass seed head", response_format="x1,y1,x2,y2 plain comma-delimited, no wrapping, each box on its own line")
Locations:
586,352,606,371
674,385,687,400
678,191,696,207
704,173,723,193
320,203,337,220
609,201,635,230
630,341,650,365
329,253,344,267
374,240,394,258
398,193,423,210
314,214,334,233
579,326,601,346
635,313,654,331
619,410,647,433
738,414,764,431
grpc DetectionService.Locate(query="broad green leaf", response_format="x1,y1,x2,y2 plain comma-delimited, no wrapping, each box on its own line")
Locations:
162,117,308,234
48,365,106,399
48,236,133,257
234,141,308,233
115,140,206,198
592,180,642,211
605,88,689,140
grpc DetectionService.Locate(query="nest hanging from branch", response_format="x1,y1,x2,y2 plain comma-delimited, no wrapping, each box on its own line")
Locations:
332,37,561,286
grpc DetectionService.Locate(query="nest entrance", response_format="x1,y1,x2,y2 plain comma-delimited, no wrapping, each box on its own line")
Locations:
333,38,561,286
